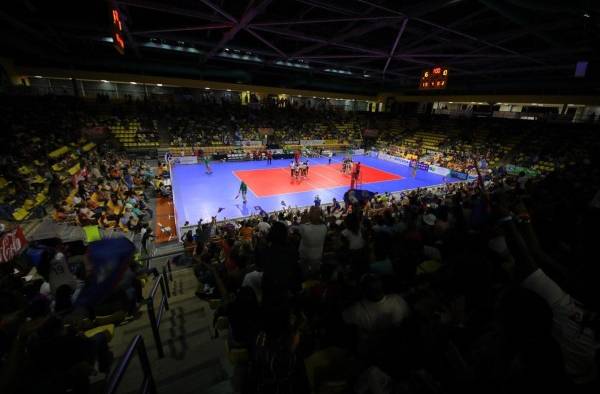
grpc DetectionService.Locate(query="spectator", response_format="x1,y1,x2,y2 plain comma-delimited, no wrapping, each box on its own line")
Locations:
296,206,327,276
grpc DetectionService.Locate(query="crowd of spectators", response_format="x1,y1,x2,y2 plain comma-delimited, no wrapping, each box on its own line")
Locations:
0,233,161,393
166,101,367,147
51,150,155,233
179,161,599,393
1,94,600,394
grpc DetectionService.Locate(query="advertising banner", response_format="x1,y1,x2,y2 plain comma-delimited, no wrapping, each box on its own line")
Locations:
505,164,539,177
240,140,263,147
173,156,198,165
0,226,28,264
300,140,325,146
450,170,468,180
353,149,365,155
362,128,379,137
378,152,411,166
428,165,451,177
82,126,109,139
417,162,430,171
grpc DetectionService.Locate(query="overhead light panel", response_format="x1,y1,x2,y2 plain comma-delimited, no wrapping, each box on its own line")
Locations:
143,42,200,54
218,51,263,62
324,68,352,75
274,60,310,69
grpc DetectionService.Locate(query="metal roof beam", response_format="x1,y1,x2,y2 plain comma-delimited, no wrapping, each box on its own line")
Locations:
117,0,223,22
206,0,274,57
383,18,408,75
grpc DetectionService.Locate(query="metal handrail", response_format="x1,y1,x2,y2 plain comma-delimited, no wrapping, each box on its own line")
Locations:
161,266,171,297
166,259,173,281
146,274,170,358
141,249,184,270
105,335,157,394
140,249,185,262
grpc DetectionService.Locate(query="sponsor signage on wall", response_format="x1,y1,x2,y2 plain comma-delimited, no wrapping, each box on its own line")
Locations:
0,227,28,264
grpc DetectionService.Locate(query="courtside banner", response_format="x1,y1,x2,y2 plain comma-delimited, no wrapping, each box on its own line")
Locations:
378,152,411,166
284,140,300,145
300,140,325,146
417,162,430,171
240,140,263,147
0,226,28,264
173,156,198,165
353,149,365,155
450,170,468,180
505,164,539,177
428,165,450,176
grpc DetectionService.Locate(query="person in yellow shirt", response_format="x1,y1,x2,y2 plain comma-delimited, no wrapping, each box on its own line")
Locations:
106,194,123,218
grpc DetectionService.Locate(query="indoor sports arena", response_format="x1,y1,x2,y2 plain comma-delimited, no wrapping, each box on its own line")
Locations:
0,1,599,394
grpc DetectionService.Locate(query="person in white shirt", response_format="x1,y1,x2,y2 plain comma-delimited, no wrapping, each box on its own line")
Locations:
297,207,327,275
256,218,271,235
343,274,410,357
48,248,78,295
341,213,365,251
499,211,599,385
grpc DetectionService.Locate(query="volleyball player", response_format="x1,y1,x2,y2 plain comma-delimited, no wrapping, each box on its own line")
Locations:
203,155,212,174
237,180,248,203
294,149,301,165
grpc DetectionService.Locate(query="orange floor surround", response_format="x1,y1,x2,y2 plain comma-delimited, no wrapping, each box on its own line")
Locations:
154,196,177,244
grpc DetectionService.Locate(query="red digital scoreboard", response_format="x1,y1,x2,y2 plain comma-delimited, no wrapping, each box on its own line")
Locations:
419,66,448,90
112,8,125,55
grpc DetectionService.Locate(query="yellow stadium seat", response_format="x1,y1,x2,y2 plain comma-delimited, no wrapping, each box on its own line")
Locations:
82,142,96,152
48,146,70,159
18,166,32,175
67,163,81,175
12,208,30,221
35,193,47,204
226,342,249,365
84,324,115,342
95,311,127,326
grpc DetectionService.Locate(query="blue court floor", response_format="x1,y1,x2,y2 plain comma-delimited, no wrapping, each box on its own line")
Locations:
170,155,458,226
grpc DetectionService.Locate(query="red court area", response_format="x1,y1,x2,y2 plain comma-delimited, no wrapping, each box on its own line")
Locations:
234,163,402,197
